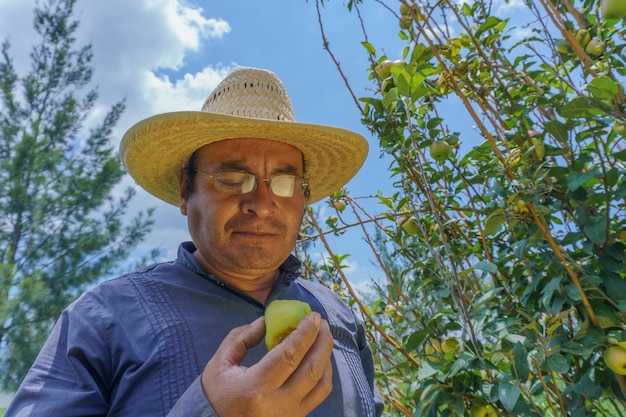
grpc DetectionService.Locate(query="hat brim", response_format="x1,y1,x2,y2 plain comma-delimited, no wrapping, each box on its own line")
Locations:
120,111,369,205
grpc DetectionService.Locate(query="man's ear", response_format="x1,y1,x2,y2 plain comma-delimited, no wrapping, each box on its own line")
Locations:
179,169,189,216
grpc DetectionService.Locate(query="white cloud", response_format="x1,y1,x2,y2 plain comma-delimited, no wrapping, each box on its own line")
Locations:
0,0,234,130
141,65,234,114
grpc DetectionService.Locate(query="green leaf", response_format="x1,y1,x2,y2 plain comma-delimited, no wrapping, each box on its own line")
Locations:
559,96,603,118
571,373,601,398
565,284,582,301
396,72,411,98
381,87,399,108
546,354,570,373
512,239,529,260
513,342,530,382
361,41,376,55
603,274,626,302
475,16,502,38
567,169,599,191
591,301,622,328
406,329,429,352
474,260,498,273
484,209,505,236
543,120,569,143
585,76,619,100
498,382,521,412
613,149,626,161
583,216,606,245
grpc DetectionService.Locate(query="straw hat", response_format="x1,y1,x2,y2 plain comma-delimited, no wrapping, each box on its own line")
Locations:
120,66,369,205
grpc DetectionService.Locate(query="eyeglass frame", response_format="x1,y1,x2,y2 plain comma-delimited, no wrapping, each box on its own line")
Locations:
191,168,310,199
183,149,311,201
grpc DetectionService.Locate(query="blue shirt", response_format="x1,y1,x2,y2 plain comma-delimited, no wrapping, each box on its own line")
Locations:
6,242,384,416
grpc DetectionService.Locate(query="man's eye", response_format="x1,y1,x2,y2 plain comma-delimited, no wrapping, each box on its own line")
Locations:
219,178,244,187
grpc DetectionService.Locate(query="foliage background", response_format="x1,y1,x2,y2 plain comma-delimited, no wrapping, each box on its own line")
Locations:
0,0,155,390
296,0,626,415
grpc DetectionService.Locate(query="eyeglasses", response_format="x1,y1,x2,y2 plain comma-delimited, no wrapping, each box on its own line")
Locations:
193,169,309,198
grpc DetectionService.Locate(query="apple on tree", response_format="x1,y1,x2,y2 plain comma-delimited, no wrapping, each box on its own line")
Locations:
604,342,626,375
469,403,497,417
441,337,460,354
531,137,545,160
399,15,412,30
375,59,405,81
613,120,626,137
585,37,606,56
602,0,626,19
330,199,347,212
375,60,394,80
398,216,419,235
575,28,591,48
429,141,451,163
424,339,442,363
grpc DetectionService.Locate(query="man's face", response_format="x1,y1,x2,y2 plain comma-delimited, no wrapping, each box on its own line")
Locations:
179,138,307,288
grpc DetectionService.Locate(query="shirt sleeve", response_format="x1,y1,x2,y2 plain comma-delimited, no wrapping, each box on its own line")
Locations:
166,375,218,417
355,311,385,417
4,298,110,416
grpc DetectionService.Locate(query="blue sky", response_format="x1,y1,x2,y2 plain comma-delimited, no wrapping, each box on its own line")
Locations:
0,0,528,290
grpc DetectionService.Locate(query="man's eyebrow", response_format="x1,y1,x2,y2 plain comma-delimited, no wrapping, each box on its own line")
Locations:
215,160,248,171
215,160,301,175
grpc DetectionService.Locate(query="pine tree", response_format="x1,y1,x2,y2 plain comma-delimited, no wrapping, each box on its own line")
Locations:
0,0,155,390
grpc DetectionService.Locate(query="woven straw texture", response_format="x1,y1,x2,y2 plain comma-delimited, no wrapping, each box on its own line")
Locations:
120,67,368,205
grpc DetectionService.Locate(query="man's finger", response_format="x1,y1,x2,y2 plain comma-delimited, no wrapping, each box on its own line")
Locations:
299,358,333,414
283,318,334,396
252,312,322,389
214,316,266,367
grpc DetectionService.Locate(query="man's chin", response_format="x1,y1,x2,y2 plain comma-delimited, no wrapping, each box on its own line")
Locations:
228,246,287,270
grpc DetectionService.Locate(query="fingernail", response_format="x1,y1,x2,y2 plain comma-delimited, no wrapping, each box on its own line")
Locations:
311,311,321,326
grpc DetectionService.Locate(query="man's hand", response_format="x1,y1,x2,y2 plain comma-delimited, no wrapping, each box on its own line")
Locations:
201,312,334,417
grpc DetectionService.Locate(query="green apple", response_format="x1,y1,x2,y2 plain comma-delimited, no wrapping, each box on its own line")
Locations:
556,39,570,54
441,337,460,354
613,120,626,137
400,3,410,15
515,199,530,215
393,59,406,68
375,60,394,79
381,78,395,92
585,38,606,56
264,299,312,350
399,15,412,30
454,59,469,76
469,403,497,417
429,141,450,163
399,216,419,235
424,339,441,363
330,199,347,212
602,0,626,19
604,345,626,375
532,137,545,160
575,28,591,48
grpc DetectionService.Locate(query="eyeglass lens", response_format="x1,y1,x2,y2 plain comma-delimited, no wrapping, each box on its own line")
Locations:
199,171,305,197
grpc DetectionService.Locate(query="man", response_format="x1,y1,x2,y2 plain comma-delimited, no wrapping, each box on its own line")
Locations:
6,67,383,416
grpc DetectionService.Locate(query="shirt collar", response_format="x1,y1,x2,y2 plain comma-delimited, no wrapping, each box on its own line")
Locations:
176,241,302,287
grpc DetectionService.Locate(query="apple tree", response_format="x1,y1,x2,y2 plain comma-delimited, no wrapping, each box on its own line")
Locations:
299,0,626,415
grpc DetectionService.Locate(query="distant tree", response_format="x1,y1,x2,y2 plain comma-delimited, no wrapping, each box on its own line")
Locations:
0,0,155,390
